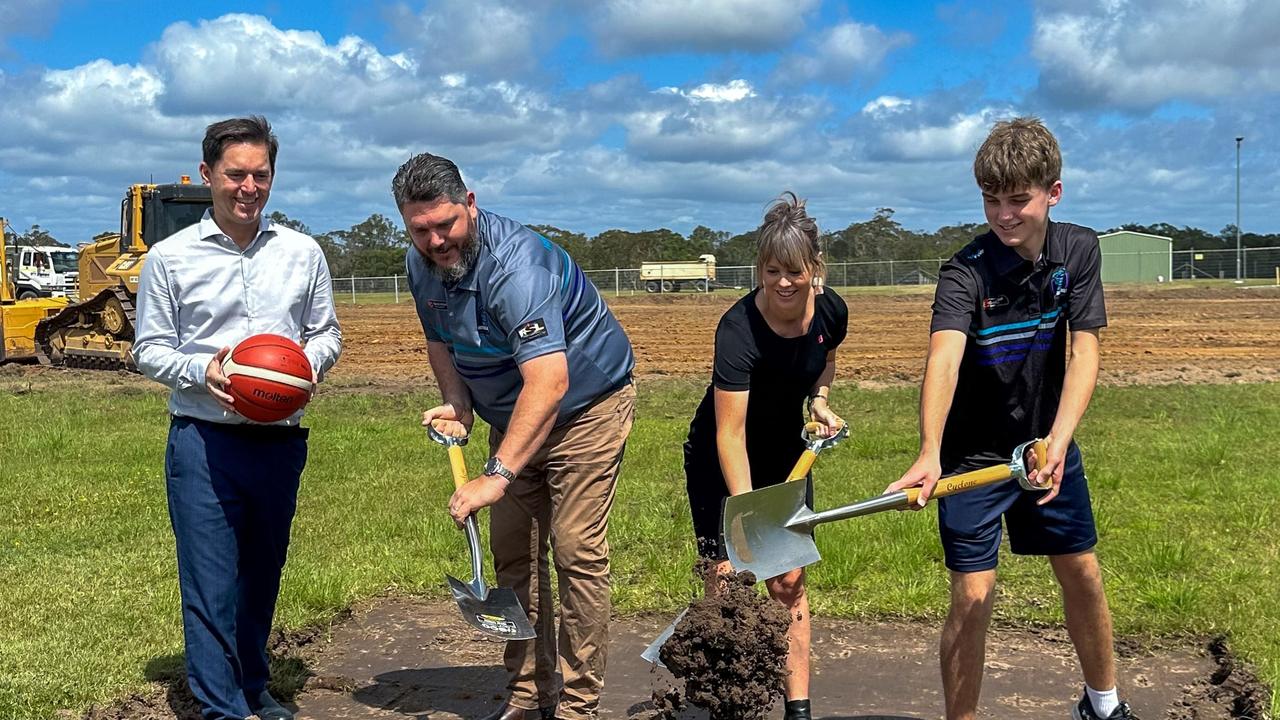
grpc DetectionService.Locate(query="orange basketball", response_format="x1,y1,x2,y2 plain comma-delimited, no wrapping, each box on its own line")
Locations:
222,334,313,423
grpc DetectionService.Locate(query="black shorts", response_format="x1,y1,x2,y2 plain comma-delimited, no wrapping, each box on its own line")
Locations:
685,455,813,560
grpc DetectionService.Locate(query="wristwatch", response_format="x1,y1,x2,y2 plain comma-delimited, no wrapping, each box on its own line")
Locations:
483,456,516,483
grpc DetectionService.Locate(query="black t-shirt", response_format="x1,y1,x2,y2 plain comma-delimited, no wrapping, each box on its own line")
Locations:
931,220,1107,471
685,288,849,489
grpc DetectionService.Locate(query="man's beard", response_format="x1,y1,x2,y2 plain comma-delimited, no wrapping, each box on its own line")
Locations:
429,225,480,284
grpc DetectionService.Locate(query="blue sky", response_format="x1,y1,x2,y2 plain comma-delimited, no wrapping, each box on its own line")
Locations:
1,0,1276,248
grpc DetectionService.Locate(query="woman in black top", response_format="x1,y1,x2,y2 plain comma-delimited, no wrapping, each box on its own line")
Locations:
683,193,847,720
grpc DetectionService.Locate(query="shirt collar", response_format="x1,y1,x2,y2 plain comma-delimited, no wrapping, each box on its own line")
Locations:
197,209,274,249
986,219,1064,278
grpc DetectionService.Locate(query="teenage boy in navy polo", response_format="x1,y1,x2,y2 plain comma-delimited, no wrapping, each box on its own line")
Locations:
885,117,1135,720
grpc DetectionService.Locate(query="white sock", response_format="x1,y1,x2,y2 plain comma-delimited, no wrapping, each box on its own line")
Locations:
1086,685,1120,717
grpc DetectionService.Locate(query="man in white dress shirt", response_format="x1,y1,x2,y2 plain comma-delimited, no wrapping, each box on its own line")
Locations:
133,116,341,720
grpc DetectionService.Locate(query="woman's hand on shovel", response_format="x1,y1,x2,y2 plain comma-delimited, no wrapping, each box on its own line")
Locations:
884,453,942,510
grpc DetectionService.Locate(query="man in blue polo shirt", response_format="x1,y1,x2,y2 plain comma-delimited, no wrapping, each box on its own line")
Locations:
886,118,1134,720
393,152,635,720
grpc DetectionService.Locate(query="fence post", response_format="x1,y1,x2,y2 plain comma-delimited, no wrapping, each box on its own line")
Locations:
350,275,356,305
888,259,894,285
614,268,620,297
394,275,400,304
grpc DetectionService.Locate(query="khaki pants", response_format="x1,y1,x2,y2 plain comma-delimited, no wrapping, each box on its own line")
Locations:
488,383,635,720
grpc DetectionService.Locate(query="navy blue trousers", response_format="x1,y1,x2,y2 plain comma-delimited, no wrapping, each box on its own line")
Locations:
165,417,307,720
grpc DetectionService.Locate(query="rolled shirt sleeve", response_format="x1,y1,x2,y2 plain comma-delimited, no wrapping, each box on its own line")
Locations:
133,249,213,390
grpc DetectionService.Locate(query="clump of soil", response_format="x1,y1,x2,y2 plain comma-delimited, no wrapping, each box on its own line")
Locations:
655,561,791,720
1169,636,1272,720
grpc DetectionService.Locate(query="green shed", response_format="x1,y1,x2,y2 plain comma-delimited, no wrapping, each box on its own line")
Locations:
1097,230,1172,283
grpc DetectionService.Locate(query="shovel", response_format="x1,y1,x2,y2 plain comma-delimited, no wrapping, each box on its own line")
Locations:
723,438,1050,582
428,424,537,641
640,421,849,665
727,435,1044,579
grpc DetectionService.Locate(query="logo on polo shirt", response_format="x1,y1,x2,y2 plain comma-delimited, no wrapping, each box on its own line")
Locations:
982,295,1009,310
427,299,448,310
517,318,548,341
1051,267,1069,298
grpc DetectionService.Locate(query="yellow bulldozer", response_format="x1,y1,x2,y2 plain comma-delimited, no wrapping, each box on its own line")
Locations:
35,179,212,369
1,217,70,362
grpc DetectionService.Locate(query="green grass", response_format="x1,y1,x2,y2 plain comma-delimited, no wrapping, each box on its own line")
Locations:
1,376,1277,718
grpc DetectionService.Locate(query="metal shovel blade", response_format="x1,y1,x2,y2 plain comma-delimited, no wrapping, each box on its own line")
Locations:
640,608,688,666
722,479,820,583
446,514,536,640
446,574,537,640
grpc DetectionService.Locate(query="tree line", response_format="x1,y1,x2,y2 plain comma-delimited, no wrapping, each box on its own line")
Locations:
7,212,1276,276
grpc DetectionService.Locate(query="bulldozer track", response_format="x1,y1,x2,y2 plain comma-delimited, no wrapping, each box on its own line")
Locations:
34,287,138,371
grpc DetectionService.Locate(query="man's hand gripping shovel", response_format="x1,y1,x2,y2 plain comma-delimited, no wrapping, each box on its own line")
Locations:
723,437,1050,582
427,423,536,641
640,421,849,666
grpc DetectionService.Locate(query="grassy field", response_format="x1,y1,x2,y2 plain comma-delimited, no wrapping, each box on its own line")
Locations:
1,375,1277,718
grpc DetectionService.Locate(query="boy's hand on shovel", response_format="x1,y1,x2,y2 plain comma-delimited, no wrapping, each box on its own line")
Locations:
1027,434,1062,506
448,475,510,526
884,454,942,509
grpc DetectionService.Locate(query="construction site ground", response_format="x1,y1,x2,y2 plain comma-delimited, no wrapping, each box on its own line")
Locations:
332,284,1280,389
65,283,1279,719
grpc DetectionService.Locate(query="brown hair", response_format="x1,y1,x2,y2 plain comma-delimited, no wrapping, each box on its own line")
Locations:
973,116,1061,194
202,116,278,171
756,192,825,282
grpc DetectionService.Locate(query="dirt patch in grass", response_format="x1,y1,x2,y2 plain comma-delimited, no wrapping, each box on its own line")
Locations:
1169,636,1272,720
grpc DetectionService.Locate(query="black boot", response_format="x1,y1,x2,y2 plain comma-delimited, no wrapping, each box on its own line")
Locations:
784,698,812,720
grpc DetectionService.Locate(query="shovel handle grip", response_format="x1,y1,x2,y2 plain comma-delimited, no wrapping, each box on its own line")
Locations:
447,445,469,490
904,464,1012,505
786,450,818,482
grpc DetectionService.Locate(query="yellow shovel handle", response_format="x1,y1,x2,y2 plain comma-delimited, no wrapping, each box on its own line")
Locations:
786,450,818,482
901,439,1049,504
447,445,469,490
905,464,1012,505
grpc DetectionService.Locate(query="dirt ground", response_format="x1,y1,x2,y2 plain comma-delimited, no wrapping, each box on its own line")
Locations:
76,597,1265,720
331,285,1280,388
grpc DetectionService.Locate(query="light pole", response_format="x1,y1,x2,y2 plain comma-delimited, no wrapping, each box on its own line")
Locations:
1236,136,1243,282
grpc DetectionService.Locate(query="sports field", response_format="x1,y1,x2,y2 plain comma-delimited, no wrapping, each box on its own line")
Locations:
1,282,1277,720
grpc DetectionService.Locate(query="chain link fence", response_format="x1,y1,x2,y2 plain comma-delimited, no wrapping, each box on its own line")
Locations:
1171,246,1280,281
331,247,1280,304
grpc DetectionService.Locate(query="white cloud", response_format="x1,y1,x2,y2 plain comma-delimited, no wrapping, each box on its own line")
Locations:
591,0,820,55
0,0,63,51
387,0,550,80
775,21,912,84
1033,0,1280,109
870,110,1000,162
623,82,825,163
862,95,911,115
150,14,416,115
659,79,756,103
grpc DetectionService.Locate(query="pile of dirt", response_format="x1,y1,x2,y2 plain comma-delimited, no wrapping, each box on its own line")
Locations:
1169,636,1272,720
655,562,792,720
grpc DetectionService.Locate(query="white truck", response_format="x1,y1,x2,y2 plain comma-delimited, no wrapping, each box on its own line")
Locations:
640,253,716,293
2,245,79,300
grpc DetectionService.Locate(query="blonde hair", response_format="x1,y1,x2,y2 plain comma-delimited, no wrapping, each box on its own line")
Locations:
756,192,825,282
973,116,1061,194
